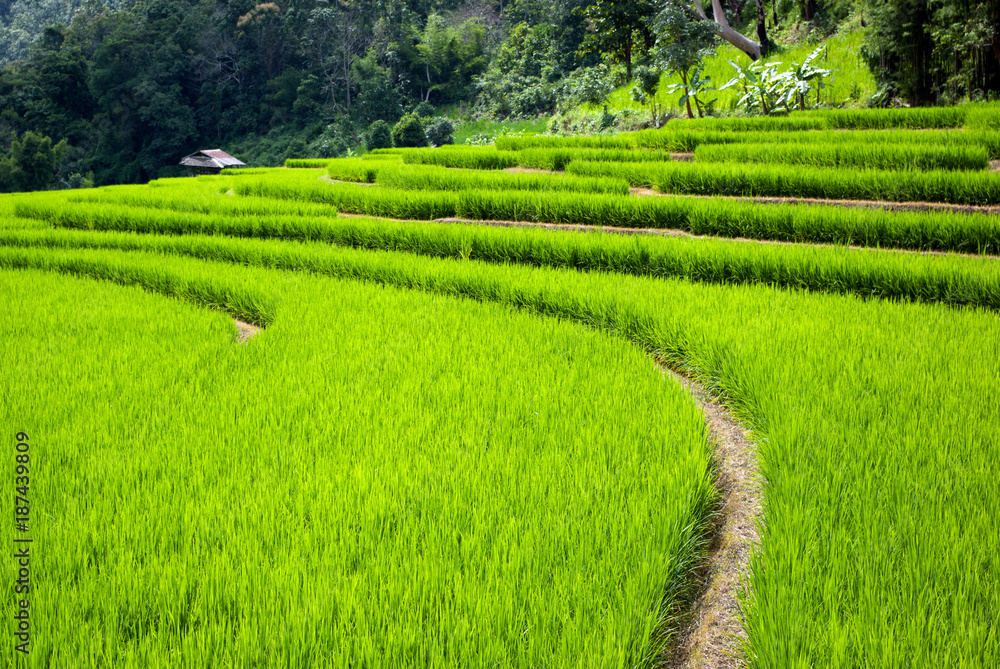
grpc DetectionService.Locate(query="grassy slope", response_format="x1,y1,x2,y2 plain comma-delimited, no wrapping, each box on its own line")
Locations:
580,29,876,118
452,118,550,145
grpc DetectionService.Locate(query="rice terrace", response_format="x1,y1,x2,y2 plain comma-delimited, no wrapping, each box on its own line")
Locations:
4,104,1000,667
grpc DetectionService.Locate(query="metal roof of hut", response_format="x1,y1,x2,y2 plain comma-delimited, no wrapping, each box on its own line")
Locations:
180,149,246,172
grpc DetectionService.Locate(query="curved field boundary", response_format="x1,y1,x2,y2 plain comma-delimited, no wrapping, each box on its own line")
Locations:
234,318,260,342
6,250,765,666
660,365,761,669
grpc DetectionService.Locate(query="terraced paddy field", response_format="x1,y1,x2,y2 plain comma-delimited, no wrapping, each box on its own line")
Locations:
3,105,999,667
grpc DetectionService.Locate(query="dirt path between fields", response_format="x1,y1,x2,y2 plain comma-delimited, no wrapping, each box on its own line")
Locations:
421,215,991,259
658,364,761,669
321,175,377,186
234,319,260,343
629,186,1000,216
319,166,1000,216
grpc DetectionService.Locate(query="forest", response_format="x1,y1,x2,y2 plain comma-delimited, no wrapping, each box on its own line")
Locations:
0,0,998,189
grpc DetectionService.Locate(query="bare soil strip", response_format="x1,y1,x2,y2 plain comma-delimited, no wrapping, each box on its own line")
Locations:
425,215,989,259
658,364,761,669
234,319,260,343
503,166,557,175
432,215,691,238
321,175,376,186
630,186,1000,216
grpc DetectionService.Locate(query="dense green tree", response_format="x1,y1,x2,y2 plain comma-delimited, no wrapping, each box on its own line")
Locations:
351,50,407,125
629,65,663,123
391,112,426,147
577,1,657,80
365,119,393,149
424,115,454,145
474,21,562,117
266,67,303,125
300,1,375,115
0,129,67,192
408,14,488,104
503,0,594,72
862,0,999,103
654,0,717,118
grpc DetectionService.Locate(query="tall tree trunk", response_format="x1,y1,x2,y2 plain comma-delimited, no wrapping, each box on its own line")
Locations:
690,0,762,60
755,0,770,57
344,43,352,112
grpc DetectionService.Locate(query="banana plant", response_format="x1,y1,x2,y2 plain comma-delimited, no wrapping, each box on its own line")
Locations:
665,63,717,118
720,59,788,115
721,46,836,114
786,46,834,110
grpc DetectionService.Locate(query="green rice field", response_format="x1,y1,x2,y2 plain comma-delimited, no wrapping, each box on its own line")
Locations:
2,105,998,667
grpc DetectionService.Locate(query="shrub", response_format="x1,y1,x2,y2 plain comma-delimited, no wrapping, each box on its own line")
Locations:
366,121,393,151
391,114,428,148
425,117,455,146
412,101,435,118
557,64,613,111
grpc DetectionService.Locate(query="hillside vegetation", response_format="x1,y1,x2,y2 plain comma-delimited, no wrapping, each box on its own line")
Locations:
0,0,997,190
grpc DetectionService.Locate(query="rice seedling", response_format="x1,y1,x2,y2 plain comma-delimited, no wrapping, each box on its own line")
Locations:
285,158,335,168
47,176,997,255
569,158,1000,205
499,129,1000,159
372,163,630,194
394,146,674,171
1,249,715,667
665,116,828,132
6,214,1000,311
965,104,1000,131
798,106,968,129
324,158,382,183
220,167,284,176
663,107,967,132
4,126,1000,668
397,146,522,170
24,167,1000,255
363,151,406,160
3,206,997,666
232,178,460,219
693,141,989,171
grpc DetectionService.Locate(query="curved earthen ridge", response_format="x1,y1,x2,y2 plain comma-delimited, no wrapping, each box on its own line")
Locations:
234,319,261,343
659,364,762,669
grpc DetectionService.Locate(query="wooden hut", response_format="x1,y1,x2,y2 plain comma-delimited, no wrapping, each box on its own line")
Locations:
180,149,246,176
